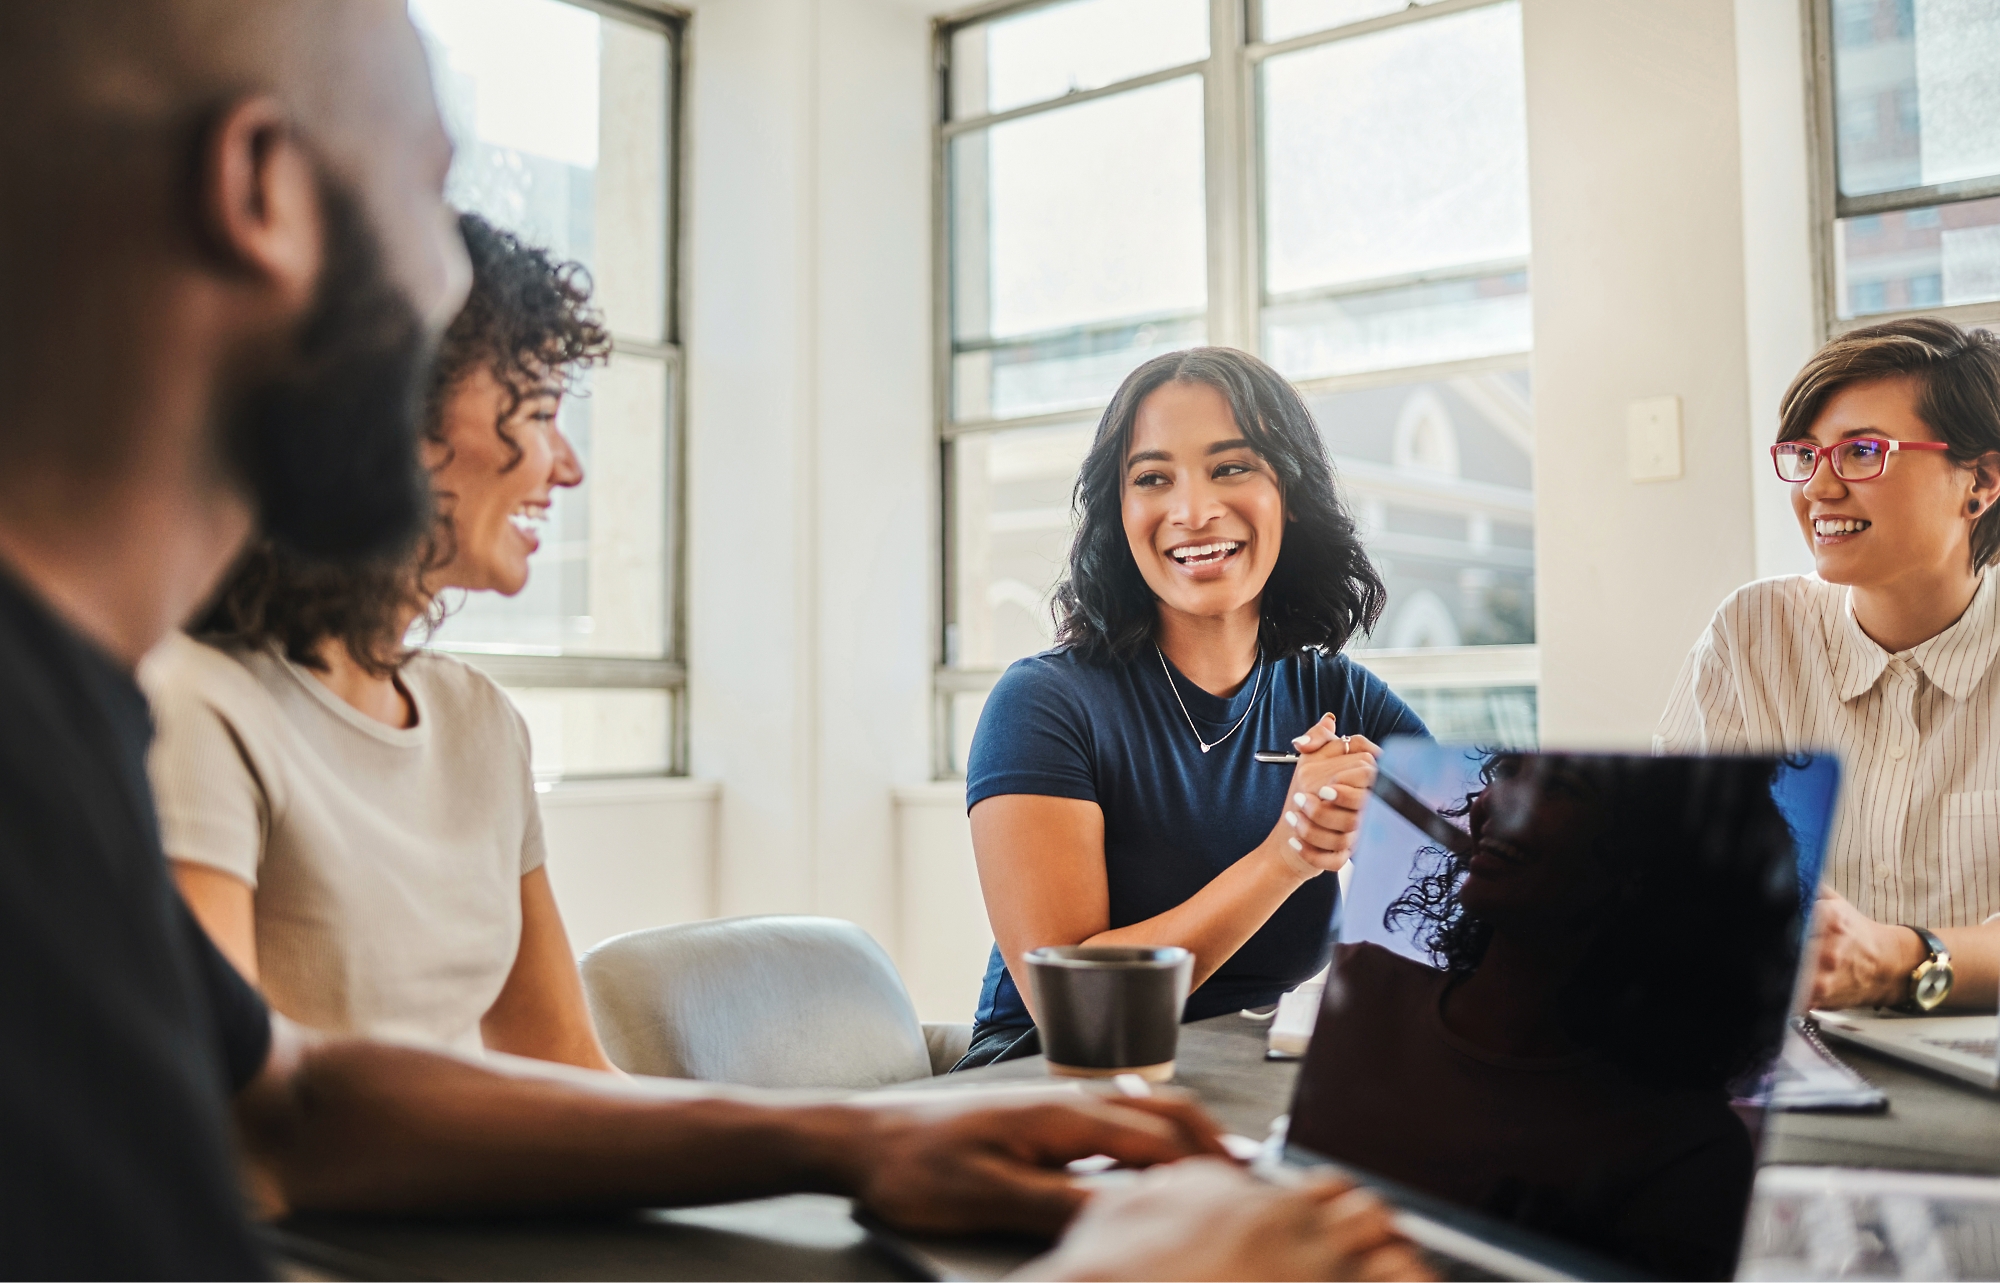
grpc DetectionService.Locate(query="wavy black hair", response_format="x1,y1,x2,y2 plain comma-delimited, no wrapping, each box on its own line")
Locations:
1385,753,1802,1094
1051,347,1387,663
193,212,611,676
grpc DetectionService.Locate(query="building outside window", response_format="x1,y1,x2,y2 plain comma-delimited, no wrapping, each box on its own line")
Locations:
408,0,685,779
937,0,1537,776
1817,0,2000,330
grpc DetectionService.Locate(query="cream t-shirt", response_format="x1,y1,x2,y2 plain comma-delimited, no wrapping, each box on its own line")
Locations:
141,634,545,1054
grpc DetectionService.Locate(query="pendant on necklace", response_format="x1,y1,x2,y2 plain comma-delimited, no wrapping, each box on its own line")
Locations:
1158,643,1261,758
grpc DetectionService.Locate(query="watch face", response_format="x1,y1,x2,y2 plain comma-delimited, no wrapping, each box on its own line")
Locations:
1915,965,1952,1010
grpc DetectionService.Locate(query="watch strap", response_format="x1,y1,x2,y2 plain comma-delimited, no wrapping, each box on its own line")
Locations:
1908,925,1949,966
1894,925,1951,1013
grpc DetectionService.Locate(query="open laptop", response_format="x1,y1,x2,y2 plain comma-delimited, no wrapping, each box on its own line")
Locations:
1269,740,1841,1281
1810,1007,2000,1087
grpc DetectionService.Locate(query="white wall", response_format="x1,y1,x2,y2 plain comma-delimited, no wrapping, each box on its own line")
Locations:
674,0,990,1016
1525,0,1763,747
1734,0,1821,583
541,778,719,952
895,783,995,1022
677,0,937,935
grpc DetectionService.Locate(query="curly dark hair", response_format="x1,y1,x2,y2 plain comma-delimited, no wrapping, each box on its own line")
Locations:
1051,347,1387,664
193,212,612,675
1384,753,1802,1094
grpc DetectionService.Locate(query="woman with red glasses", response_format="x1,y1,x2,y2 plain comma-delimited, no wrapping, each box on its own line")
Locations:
1658,318,2000,1014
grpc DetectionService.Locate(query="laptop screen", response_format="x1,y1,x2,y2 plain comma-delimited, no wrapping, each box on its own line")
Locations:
1284,741,1839,1281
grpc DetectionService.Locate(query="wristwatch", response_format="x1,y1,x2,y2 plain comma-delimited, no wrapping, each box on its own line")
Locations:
1894,926,1953,1013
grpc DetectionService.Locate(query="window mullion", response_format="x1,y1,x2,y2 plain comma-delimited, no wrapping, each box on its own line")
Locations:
1204,0,1254,352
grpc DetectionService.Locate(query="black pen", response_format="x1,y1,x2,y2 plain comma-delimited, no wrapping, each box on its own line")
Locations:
1253,754,1476,859
1253,733,1357,763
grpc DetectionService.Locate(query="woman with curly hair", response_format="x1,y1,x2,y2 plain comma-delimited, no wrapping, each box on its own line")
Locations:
956,347,1428,1069
141,214,615,1069
1290,752,1802,1279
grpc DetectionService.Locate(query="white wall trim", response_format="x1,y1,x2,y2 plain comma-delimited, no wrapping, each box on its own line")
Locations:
538,776,722,808
892,781,966,807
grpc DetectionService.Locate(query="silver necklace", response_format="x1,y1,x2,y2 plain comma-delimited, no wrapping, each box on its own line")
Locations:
1156,644,1263,754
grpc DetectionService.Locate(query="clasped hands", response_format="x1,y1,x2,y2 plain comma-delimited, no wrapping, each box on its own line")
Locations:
1268,713,1381,879
1806,887,1926,1010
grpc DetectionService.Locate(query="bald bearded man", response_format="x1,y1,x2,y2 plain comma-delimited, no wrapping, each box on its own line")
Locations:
0,4,1244,1276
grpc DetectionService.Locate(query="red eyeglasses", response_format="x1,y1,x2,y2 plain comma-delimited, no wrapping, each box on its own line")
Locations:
1771,437,1951,483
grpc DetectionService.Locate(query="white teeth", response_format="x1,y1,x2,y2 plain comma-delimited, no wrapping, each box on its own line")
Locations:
1813,517,1870,536
509,507,548,536
1170,541,1242,563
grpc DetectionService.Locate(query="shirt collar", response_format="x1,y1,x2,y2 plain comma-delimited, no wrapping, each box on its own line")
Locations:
1831,590,1891,703
1910,569,2000,701
1831,570,2000,703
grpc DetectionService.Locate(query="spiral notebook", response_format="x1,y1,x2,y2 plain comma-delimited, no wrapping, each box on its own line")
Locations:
1764,1018,1887,1112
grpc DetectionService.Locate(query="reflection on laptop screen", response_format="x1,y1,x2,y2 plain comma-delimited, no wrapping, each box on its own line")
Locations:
1285,741,1839,1281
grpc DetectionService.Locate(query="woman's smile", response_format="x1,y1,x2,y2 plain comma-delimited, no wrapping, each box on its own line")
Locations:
1163,537,1248,580
1467,835,1524,878
1789,377,1984,594
507,502,550,555
1809,511,1870,545
425,364,583,597
1122,379,1286,625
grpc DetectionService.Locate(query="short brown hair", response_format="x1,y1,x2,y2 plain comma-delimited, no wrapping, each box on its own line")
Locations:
1778,318,2000,570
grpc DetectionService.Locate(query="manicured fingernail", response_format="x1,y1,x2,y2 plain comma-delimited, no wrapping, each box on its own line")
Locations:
1284,811,1299,829
1319,787,1338,802
1292,792,1308,808
1287,837,1304,852
1292,735,1312,748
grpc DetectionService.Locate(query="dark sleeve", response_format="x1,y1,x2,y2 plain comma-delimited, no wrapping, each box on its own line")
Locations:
965,656,1098,811
178,902,272,1094
1334,653,1431,743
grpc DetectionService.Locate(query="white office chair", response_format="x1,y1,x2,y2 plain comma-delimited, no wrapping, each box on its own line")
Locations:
579,915,974,1089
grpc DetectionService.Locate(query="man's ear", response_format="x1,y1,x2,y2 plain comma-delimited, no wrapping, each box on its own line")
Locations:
196,96,320,312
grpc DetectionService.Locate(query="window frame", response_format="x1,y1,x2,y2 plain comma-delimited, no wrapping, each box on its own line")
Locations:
931,0,1537,778
1807,0,2000,338
429,0,692,778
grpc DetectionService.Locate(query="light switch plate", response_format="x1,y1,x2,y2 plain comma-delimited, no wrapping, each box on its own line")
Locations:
1627,395,1683,482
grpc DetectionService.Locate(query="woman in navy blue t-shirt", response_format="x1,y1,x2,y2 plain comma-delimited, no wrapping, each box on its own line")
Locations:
958,347,1428,1069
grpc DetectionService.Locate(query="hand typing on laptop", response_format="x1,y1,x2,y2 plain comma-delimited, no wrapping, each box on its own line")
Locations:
1017,1158,1432,1282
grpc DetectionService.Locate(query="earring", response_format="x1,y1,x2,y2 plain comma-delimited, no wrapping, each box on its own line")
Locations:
1974,499,1985,515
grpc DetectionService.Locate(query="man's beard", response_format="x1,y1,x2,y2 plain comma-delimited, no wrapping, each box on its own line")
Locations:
223,170,436,562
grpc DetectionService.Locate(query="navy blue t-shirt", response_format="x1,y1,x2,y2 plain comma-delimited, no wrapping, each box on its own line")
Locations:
967,645,1428,1029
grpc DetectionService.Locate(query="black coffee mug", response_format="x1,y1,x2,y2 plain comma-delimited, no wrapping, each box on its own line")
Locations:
1024,945,1193,1082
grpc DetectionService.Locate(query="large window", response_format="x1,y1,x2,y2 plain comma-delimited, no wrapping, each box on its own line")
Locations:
937,0,1537,775
1816,0,2000,328
409,0,685,778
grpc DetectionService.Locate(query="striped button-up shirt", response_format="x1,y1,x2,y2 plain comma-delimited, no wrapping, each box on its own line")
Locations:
1656,571,2000,928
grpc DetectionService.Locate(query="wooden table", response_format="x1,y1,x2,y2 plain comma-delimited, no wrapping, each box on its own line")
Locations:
275,1013,2000,1280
